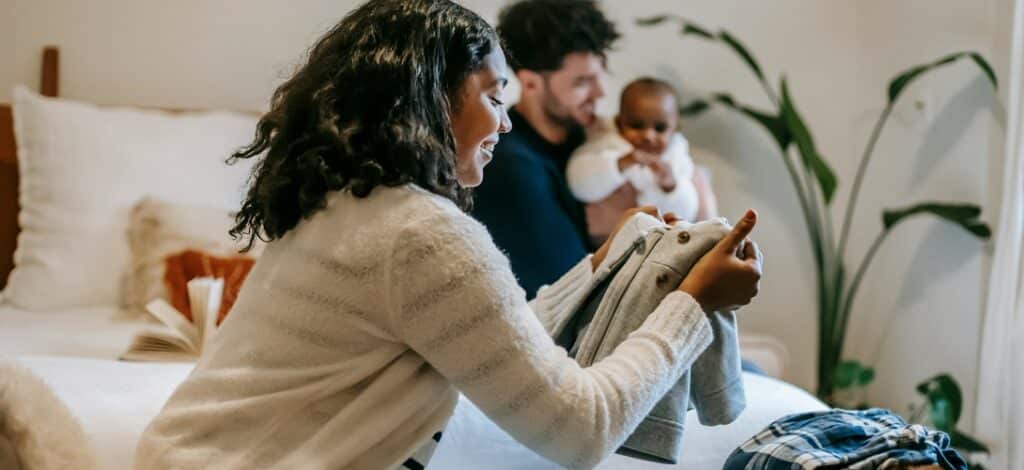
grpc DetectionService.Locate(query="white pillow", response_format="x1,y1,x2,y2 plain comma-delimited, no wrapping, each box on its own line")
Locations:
6,86,258,310
121,197,263,315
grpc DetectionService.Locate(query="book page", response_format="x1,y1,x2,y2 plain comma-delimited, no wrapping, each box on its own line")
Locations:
119,328,198,362
144,299,199,349
187,277,224,352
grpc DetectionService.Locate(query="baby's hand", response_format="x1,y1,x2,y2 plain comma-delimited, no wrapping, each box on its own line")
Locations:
631,150,661,166
650,160,676,192
616,150,660,172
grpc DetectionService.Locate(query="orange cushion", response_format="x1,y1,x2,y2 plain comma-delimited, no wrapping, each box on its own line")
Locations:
163,249,255,325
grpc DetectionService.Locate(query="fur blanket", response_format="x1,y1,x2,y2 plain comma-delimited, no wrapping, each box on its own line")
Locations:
0,360,100,470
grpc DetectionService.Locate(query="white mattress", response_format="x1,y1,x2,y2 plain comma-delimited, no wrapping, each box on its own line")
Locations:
0,304,188,469
0,304,145,359
430,373,827,469
1,303,826,469
13,356,192,470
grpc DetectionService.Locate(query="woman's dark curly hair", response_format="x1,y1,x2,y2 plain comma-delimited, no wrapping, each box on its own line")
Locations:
229,0,498,249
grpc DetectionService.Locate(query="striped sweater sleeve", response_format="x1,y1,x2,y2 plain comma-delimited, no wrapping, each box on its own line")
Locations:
529,254,601,337
386,207,712,468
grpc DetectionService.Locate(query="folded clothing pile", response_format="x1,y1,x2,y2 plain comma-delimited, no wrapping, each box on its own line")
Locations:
725,408,968,469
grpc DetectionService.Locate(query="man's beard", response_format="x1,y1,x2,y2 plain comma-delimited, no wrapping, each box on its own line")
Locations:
542,95,578,129
540,78,586,131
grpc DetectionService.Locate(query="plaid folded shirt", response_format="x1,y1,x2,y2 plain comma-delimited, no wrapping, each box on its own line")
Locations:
724,408,968,470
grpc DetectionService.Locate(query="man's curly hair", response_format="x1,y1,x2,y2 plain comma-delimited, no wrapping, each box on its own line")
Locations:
497,0,619,72
228,0,498,249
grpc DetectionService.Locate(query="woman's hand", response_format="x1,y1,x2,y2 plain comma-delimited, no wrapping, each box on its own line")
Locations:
678,209,763,311
591,206,678,271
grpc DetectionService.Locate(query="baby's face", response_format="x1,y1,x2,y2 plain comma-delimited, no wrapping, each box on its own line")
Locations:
615,92,678,155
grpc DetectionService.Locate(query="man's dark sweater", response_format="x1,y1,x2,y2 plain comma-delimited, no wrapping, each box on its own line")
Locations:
471,107,592,299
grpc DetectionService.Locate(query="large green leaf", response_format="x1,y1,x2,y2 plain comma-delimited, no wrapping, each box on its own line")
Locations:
679,99,710,117
636,17,766,87
833,360,875,390
718,31,765,82
681,23,714,39
779,79,838,203
833,360,861,389
882,203,991,238
711,93,791,150
831,360,872,389
888,52,998,104
951,430,990,453
858,367,875,386
635,15,672,26
969,52,998,88
916,374,963,432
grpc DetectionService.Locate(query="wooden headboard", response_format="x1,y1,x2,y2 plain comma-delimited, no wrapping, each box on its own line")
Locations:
0,47,59,289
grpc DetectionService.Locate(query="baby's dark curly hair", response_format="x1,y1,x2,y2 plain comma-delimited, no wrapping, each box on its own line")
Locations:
229,0,498,249
497,0,619,72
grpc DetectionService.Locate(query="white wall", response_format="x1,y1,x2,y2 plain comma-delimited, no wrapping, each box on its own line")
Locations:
1,0,1009,430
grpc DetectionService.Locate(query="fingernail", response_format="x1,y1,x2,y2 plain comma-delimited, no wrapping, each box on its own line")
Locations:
744,209,756,221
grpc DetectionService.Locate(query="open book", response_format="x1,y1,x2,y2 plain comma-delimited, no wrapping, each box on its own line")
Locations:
120,277,224,362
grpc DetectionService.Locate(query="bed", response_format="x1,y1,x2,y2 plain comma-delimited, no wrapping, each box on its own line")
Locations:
0,48,826,470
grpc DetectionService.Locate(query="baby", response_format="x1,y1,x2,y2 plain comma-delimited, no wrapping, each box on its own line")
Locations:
567,77,714,224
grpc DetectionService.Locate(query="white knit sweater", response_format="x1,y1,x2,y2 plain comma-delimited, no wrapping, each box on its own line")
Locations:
134,185,712,470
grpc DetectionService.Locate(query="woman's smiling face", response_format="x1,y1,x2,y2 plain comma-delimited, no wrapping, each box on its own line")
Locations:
450,45,512,188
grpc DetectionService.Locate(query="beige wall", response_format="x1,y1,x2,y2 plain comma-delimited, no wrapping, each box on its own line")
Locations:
1,0,1009,431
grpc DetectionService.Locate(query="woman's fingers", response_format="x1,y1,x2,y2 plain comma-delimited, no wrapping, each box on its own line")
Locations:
717,209,757,255
742,239,762,266
627,205,660,220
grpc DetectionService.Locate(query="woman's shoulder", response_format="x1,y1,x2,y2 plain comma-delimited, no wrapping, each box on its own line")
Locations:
348,185,504,266
325,184,491,244
388,184,473,224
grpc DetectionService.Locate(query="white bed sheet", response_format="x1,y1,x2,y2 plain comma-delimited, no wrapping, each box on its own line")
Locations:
0,304,145,359
13,356,192,470
2,304,827,469
0,304,190,469
429,373,827,470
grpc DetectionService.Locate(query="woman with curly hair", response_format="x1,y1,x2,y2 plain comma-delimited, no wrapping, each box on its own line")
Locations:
134,1,763,469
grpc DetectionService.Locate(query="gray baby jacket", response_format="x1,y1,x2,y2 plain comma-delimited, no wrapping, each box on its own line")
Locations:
551,215,746,464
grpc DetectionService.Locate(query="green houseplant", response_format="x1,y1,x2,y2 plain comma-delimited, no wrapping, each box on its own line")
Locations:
635,15,997,403
911,374,990,467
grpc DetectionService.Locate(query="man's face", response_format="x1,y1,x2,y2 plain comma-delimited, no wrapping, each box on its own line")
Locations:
539,52,606,128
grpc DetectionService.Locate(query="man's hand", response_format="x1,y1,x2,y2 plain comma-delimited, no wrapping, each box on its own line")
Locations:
585,183,638,246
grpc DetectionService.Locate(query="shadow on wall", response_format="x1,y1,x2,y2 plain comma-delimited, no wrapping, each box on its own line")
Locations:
912,75,998,186
843,216,984,370
898,219,985,309
684,108,809,241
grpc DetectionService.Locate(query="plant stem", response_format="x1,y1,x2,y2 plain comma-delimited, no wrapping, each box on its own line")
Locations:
801,158,825,262
760,80,780,108
838,104,894,262
835,229,890,351
829,103,891,386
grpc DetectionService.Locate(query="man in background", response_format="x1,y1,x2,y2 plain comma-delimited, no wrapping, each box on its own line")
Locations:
472,0,637,298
